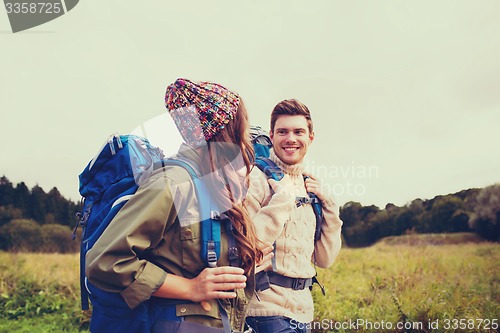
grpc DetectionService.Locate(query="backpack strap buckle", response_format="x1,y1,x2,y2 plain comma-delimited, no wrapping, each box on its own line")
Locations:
73,203,93,240
296,195,320,207
228,246,239,265
79,204,93,226
296,196,312,207
291,278,305,290
210,210,220,220
207,240,217,268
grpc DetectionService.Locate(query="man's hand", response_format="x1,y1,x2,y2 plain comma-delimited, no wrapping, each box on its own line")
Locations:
303,173,327,201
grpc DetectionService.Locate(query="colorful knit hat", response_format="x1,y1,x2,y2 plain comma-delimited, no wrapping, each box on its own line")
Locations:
165,78,240,146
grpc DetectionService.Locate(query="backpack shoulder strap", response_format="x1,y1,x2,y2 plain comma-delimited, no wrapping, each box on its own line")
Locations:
161,157,235,269
303,176,324,242
154,157,237,333
254,157,324,241
254,157,284,181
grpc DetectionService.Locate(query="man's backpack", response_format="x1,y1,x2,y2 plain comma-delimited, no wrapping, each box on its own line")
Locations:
75,134,236,333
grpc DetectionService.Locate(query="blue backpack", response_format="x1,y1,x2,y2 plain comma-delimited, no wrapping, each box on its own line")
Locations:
75,134,237,333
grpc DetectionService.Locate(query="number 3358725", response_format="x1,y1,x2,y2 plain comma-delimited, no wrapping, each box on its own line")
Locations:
5,3,62,14
443,319,498,330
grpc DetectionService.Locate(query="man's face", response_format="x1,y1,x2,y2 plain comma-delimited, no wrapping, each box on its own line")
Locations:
270,115,314,165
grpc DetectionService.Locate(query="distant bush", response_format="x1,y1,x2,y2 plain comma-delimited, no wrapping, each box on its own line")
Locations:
41,224,78,253
0,220,78,253
0,205,23,227
469,183,500,241
0,219,42,252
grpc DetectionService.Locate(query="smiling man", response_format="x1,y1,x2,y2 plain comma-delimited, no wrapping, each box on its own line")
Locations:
245,99,343,333
271,110,312,165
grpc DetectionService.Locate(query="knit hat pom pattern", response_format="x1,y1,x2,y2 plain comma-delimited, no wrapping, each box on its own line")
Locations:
165,78,240,146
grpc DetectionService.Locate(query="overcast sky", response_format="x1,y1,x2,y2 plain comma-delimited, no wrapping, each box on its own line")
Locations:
1,1,499,208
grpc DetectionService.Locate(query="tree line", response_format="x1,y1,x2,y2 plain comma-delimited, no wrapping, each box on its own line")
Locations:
340,184,500,247
0,175,498,252
0,176,80,252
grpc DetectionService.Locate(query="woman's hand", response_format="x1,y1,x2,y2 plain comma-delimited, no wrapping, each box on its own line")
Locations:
255,245,274,274
153,266,246,308
188,266,247,303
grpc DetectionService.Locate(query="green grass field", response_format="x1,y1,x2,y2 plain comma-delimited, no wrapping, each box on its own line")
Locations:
0,234,498,332
313,238,499,332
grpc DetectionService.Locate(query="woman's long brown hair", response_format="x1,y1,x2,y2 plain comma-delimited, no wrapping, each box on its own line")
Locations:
199,99,262,274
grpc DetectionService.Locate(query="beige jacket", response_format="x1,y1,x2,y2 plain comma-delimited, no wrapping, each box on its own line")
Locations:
245,149,343,323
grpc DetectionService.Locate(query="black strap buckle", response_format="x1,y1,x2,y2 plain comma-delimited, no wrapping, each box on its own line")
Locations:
228,246,239,264
291,278,305,290
295,195,321,207
295,196,310,207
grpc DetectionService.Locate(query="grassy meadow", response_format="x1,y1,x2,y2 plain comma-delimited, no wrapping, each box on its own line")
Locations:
0,252,84,333
0,234,498,332
313,235,499,332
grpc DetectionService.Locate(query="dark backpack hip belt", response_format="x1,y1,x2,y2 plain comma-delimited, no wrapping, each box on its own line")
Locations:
255,271,313,292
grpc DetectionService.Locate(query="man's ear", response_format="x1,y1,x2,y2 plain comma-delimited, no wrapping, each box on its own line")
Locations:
309,131,315,144
269,130,274,143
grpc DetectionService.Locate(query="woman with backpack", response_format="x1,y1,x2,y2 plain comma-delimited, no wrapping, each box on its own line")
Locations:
85,78,265,333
